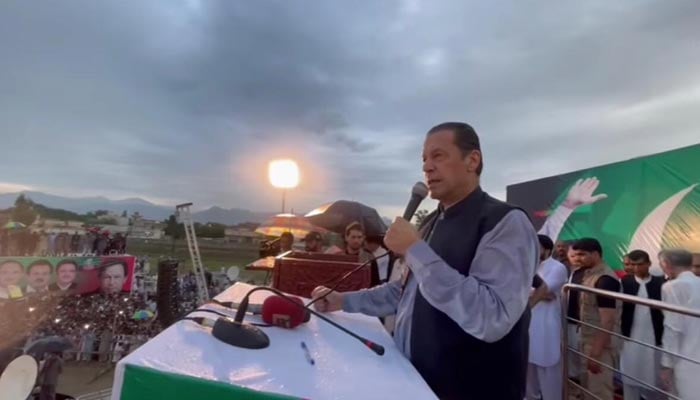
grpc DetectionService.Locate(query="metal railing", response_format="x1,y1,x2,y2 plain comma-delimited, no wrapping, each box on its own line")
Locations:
562,283,700,400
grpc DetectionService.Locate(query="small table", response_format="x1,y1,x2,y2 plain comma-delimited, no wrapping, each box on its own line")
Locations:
245,257,276,284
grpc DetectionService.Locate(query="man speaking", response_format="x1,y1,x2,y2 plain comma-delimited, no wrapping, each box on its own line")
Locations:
312,122,538,399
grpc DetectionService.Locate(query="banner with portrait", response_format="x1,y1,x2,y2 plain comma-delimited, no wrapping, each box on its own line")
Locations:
0,255,136,300
507,143,700,275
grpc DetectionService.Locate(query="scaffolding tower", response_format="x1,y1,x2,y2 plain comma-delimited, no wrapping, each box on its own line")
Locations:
175,202,209,304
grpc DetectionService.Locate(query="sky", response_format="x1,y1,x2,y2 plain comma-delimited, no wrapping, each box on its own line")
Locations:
1,1,699,218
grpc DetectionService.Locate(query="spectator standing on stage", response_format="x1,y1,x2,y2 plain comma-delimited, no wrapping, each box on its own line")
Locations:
692,253,700,277
527,234,568,400
569,238,621,400
554,240,571,271
659,249,700,398
279,232,294,254
619,249,665,400
342,222,379,286
303,231,324,253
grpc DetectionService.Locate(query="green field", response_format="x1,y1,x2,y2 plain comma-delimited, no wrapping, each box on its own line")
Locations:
126,238,268,283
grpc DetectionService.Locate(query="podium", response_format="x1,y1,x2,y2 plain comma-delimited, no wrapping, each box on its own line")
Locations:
272,251,371,298
111,283,437,400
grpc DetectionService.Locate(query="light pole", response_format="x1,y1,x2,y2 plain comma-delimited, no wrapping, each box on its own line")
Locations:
268,159,300,214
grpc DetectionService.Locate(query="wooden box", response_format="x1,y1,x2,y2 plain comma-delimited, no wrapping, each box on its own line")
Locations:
272,251,370,298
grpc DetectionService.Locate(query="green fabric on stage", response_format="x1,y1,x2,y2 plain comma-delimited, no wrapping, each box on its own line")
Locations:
120,365,301,400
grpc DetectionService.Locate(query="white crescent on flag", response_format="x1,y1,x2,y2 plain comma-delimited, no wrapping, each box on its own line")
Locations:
628,183,698,276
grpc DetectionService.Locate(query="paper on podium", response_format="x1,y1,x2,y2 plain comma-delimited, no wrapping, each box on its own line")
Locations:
111,283,437,400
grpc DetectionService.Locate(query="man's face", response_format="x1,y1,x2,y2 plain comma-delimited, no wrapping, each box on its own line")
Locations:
693,254,700,277
305,240,321,252
572,250,599,269
629,258,651,277
57,263,78,285
622,256,634,275
345,229,365,252
0,262,24,287
555,241,569,260
567,248,581,268
422,130,479,201
659,257,675,279
100,264,126,294
28,264,51,290
280,237,293,251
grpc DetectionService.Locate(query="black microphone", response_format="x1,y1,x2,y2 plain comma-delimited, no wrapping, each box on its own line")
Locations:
402,181,429,222
185,316,271,349
234,287,385,356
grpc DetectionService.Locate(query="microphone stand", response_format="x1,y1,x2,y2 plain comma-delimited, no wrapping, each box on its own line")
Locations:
234,286,385,356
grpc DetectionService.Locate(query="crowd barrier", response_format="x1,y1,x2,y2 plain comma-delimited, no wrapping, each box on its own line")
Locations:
562,283,700,399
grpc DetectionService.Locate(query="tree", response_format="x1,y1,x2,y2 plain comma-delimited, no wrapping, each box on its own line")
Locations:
12,194,38,226
121,210,128,218
414,209,430,226
196,222,226,238
163,215,184,239
163,214,184,255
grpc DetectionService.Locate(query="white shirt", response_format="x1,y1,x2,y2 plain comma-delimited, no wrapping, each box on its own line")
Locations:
529,257,569,367
661,270,700,398
620,276,658,386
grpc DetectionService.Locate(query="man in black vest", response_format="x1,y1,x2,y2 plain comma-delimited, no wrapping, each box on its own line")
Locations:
311,122,538,399
619,249,664,400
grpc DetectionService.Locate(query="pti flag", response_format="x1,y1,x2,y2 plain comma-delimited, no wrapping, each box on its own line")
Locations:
507,144,700,274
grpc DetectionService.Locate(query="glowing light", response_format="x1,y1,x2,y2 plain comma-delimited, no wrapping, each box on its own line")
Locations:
268,159,300,189
28,307,35,312
54,318,61,323
119,310,124,315
84,324,91,329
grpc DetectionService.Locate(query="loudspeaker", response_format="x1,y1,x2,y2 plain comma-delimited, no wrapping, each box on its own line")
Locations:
156,259,180,327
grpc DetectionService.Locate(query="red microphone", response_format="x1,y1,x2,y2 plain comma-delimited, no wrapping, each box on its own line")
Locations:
234,287,385,356
262,295,311,329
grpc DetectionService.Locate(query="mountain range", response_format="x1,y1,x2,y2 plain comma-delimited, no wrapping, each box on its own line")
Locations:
0,191,274,225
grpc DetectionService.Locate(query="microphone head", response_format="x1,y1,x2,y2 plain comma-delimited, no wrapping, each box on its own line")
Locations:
262,295,308,329
412,181,429,199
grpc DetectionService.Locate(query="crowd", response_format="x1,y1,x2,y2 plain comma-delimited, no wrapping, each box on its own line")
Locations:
525,236,700,400
0,290,160,366
0,257,229,376
0,229,127,257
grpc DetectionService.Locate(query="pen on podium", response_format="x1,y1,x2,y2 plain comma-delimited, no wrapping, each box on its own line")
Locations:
301,341,315,366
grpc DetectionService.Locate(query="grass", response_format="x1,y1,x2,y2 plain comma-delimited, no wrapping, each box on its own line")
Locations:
126,238,269,283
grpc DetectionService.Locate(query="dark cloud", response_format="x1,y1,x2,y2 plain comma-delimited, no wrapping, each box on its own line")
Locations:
0,0,699,216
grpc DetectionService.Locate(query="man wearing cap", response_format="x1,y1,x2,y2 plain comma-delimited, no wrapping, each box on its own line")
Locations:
303,232,324,253
312,122,538,399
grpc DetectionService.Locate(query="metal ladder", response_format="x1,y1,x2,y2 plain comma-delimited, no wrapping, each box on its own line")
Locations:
176,202,209,304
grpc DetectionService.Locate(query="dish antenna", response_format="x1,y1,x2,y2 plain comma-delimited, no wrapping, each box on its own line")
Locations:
0,355,38,400
226,266,240,281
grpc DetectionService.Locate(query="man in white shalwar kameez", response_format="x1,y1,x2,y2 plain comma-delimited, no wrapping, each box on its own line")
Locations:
659,249,700,399
619,250,665,400
527,235,569,400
